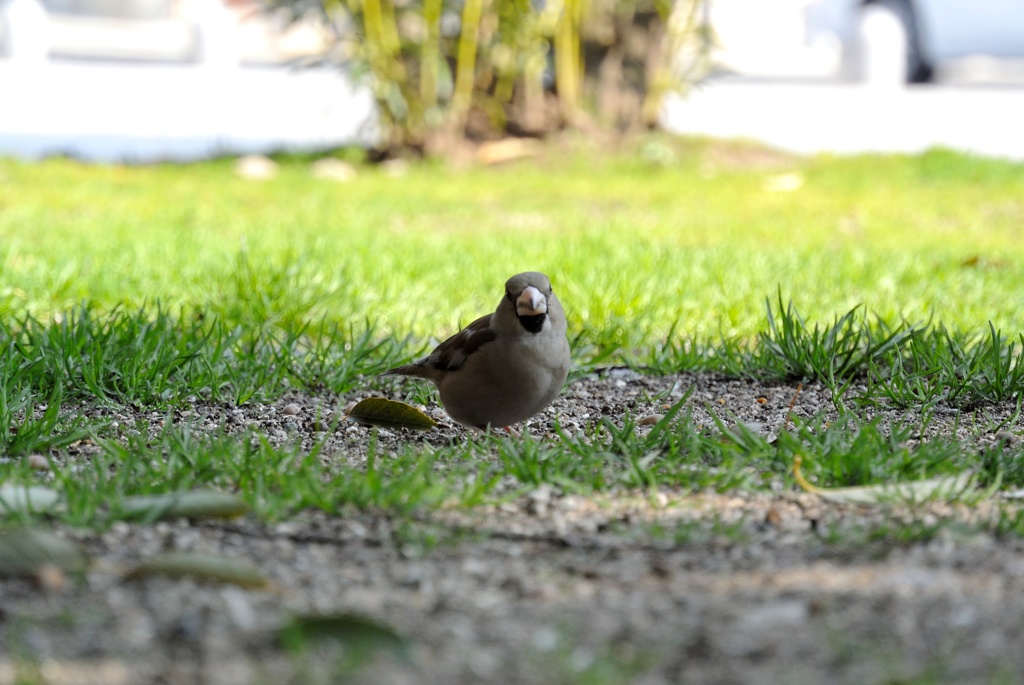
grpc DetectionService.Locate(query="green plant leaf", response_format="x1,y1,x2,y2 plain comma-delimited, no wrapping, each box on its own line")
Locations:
119,490,250,521
279,613,410,660
347,397,437,431
126,552,269,588
0,528,87,576
793,456,979,505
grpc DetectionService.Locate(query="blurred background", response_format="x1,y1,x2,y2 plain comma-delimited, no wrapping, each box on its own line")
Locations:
1,0,1023,162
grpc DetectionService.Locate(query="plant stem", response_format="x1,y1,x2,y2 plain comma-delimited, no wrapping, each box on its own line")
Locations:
451,0,485,133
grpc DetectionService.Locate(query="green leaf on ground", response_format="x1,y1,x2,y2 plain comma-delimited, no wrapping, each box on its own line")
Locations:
279,613,410,660
793,455,979,504
0,528,87,576
347,397,437,431
126,552,269,588
119,490,251,521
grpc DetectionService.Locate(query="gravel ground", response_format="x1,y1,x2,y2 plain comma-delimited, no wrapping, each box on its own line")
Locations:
2,371,1024,685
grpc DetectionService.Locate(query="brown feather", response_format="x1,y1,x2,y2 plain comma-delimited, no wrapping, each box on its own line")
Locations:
383,314,497,380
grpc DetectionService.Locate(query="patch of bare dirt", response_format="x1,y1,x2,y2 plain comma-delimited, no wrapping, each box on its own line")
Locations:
2,372,1023,685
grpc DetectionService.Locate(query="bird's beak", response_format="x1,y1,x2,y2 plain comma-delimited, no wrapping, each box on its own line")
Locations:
516,286,547,317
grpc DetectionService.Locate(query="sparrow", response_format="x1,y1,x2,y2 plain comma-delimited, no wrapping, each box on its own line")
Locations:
383,272,571,431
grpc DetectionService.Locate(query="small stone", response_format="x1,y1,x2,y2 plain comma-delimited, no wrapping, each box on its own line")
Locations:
26,454,50,470
311,158,357,182
281,403,302,416
638,415,663,426
476,137,542,165
461,557,489,577
996,431,1016,446
381,158,409,177
531,626,559,651
221,587,258,631
527,486,553,516
529,485,552,505
763,172,803,193
235,155,277,180
35,564,65,593
274,521,300,536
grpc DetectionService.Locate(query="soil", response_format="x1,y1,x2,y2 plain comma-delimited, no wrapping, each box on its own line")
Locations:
2,371,1023,685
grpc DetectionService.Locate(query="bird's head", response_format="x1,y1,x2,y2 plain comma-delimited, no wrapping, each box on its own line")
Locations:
504,272,554,334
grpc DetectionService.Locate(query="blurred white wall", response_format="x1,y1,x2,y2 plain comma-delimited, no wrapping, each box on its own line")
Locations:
706,0,1024,85
662,0,1024,160
0,0,333,64
707,0,840,78
0,0,377,161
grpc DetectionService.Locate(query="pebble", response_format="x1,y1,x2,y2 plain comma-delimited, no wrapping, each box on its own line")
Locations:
996,431,1016,446
11,370,1020,684
346,521,369,538
281,403,302,416
381,158,409,177
274,521,301,536
35,564,66,593
531,625,559,651
310,158,357,182
221,587,258,632
234,154,277,180
27,454,50,470
461,557,490,577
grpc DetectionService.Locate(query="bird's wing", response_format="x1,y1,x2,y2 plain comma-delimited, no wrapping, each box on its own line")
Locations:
419,314,497,372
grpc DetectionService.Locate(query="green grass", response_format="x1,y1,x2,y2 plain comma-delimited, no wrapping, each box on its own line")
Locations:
3,141,1023,341
1,137,1024,534
3,390,1021,530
